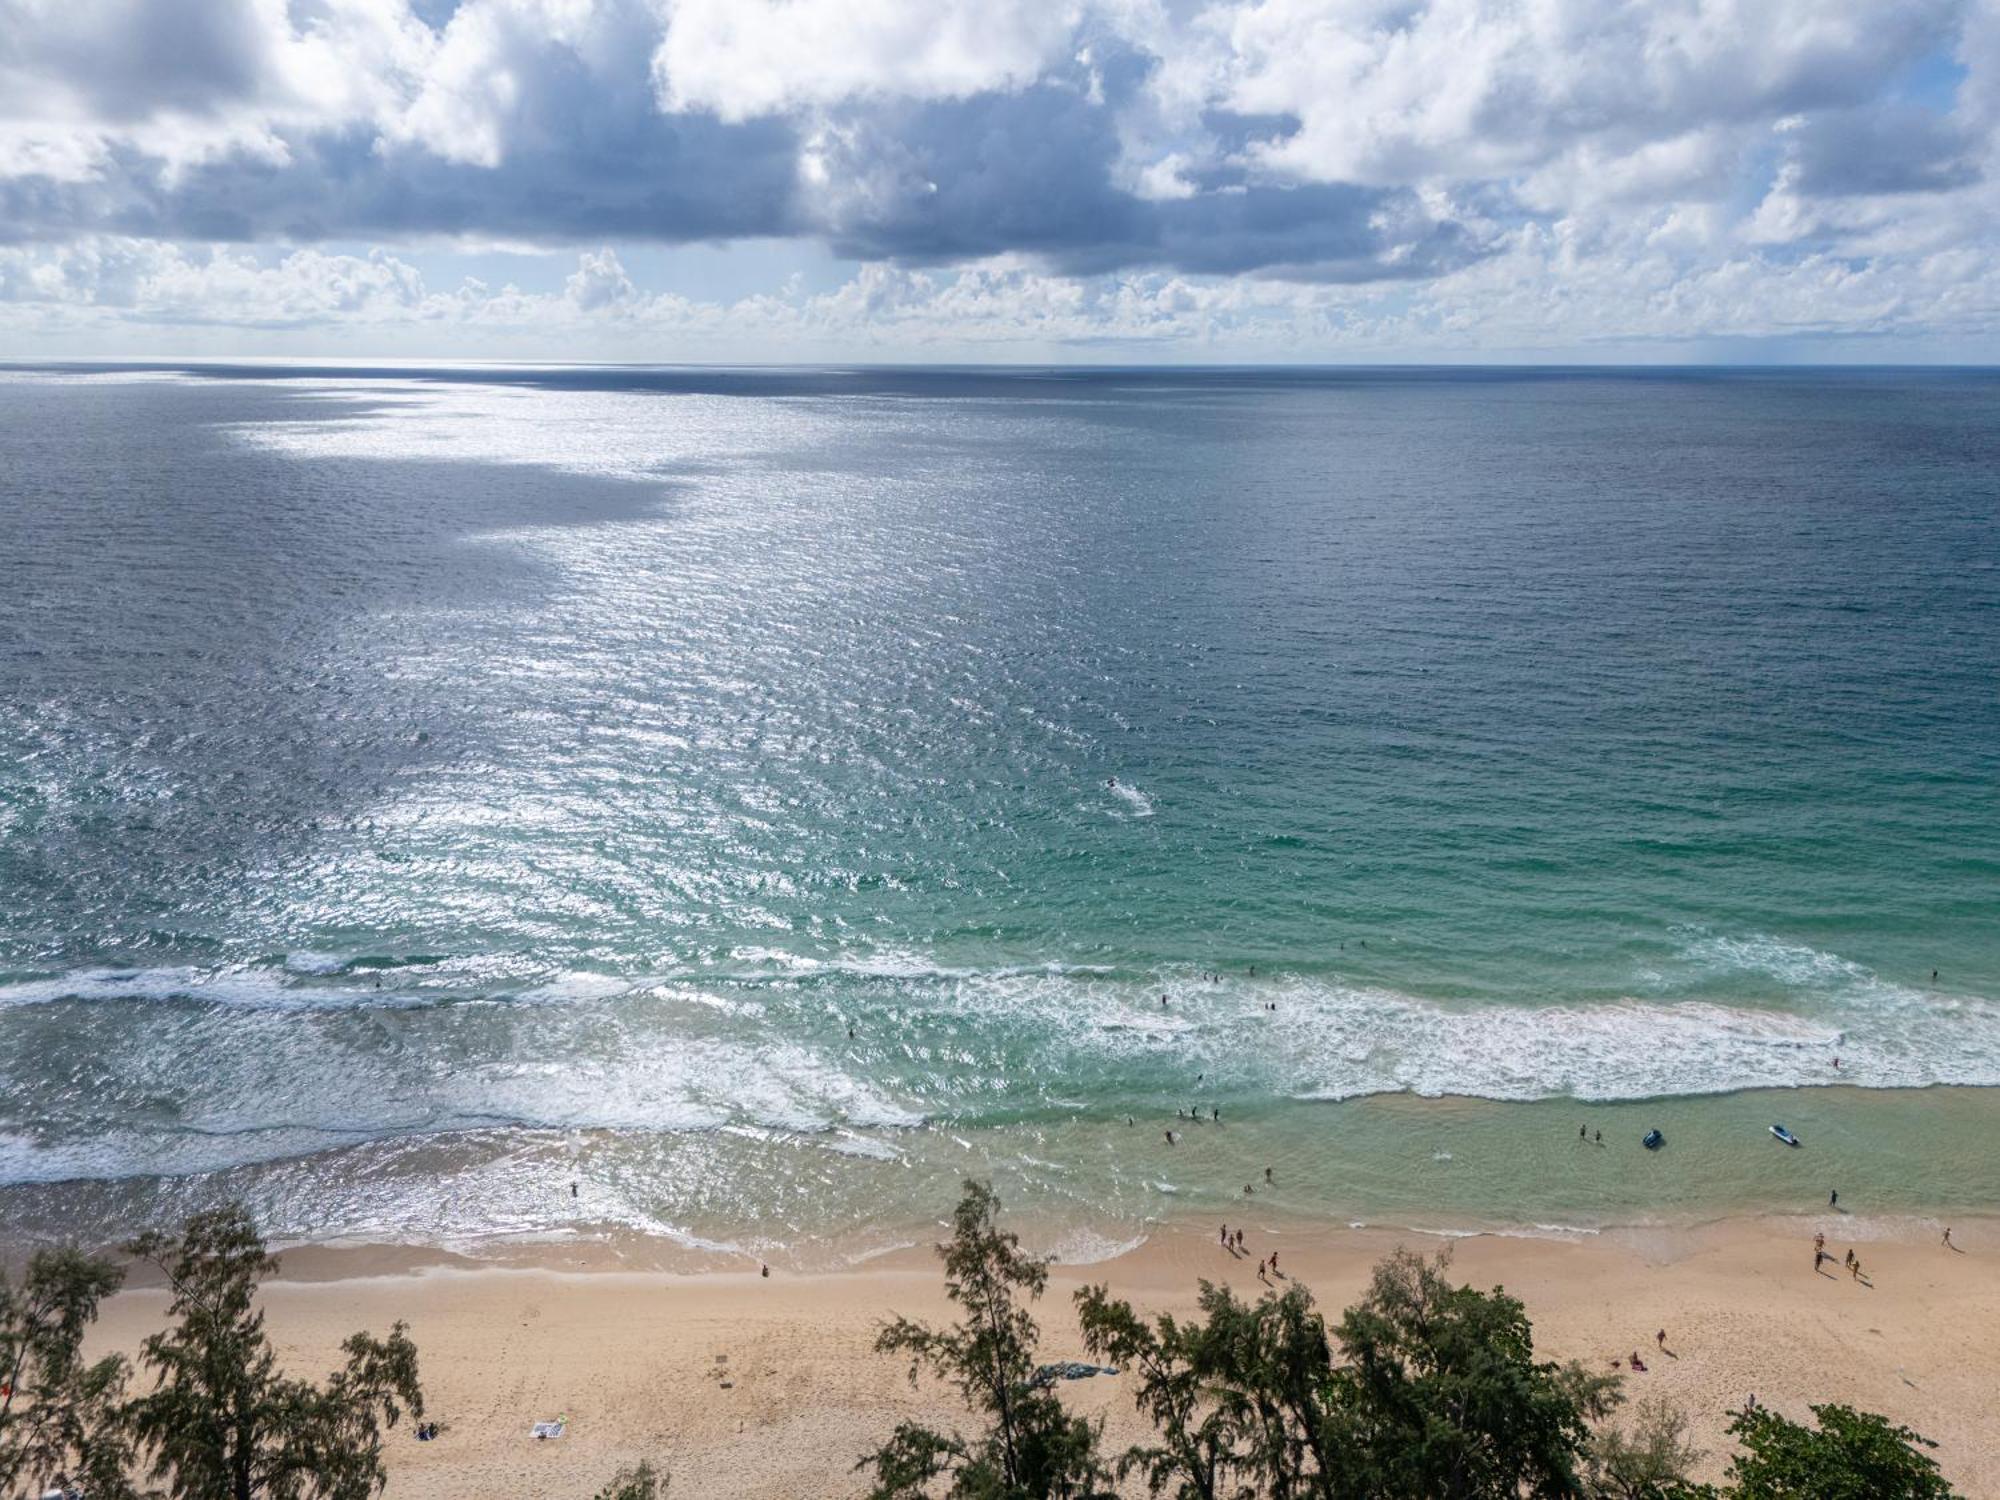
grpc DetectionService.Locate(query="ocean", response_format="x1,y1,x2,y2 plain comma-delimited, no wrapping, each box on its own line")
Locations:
1,363,1996,1261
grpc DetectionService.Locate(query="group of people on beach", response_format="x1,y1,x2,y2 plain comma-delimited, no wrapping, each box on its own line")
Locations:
1217,1222,1285,1282
1812,1230,1870,1282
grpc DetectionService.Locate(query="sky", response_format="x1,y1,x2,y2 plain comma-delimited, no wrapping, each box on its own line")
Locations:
2,0,1998,363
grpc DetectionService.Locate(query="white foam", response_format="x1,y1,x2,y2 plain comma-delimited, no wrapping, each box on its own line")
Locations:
0,966,408,1011
1107,781,1155,818
1041,1227,1147,1264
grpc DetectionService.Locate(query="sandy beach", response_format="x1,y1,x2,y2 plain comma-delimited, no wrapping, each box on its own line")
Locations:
79,1211,2000,1499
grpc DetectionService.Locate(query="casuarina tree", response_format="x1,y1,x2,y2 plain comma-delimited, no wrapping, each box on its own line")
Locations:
1324,1246,1619,1498
0,1246,138,1500
1077,1276,1336,1499
1078,1246,1618,1500
859,1180,1112,1500
124,1204,422,1500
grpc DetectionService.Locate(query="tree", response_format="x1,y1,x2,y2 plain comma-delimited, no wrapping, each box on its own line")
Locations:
859,1181,1112,1500
1078,1247,1618,1500
1585,1397,1715,1500
1076,1277,1336,1499
591,1459,668,1499
1324,1247,1618,1499
0,1247,137,1500
1725,1403,1954,1500
124,1204,422,1500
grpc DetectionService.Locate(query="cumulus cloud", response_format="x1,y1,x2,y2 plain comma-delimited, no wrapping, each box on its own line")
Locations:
0,0,1994,351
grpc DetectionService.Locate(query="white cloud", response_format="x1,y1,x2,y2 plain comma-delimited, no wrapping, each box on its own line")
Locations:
652,0,1082,121
0,0,1992,355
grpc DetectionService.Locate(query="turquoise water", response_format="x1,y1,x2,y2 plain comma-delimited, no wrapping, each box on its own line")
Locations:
0,364,1996,1252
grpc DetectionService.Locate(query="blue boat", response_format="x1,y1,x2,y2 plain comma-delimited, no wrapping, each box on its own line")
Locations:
1770,1124,1801,1147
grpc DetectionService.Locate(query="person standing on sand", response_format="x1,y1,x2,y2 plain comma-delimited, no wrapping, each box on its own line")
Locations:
1580,1125,1587,1140
1830,1188,1839,1208
1656,1329,1666,1350
1944,1226,1954,1248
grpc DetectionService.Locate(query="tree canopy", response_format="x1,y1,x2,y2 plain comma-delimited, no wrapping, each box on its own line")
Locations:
860,1180,1114,1500
125,1205,422,1500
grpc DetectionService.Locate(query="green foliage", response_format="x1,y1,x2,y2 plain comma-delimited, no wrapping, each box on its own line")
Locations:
1725,1403,1954,1499
858,1181,1113,1500
591,1459,668,1499
1077,1276,1335,1499
1079,1247,1618,1500
1585,1397,1717,1500
1325,1246,1620,1498
124,1204,423,1500
0,1246,138,1500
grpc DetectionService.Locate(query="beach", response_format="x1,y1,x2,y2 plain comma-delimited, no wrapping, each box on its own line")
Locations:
81,1211,2000,1498
6,367,1998,1494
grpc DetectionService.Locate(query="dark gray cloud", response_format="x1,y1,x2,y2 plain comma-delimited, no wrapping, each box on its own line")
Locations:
0,9,1487,284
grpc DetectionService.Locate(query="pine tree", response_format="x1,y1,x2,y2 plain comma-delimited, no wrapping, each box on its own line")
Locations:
125,1205,422,1500
860,1181,1112,1500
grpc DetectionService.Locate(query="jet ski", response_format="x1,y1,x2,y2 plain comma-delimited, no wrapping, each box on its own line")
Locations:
1642,1129,1664,1151
1770,1124,1801,1147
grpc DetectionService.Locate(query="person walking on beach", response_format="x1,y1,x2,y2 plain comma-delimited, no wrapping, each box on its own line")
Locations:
1944,1226,1954,1248
1829,1188,1839,1208
1580,1125,1587,1140
1269,1251,1279,1276
1220,1224,1229,1247
1656,1329,1666,1351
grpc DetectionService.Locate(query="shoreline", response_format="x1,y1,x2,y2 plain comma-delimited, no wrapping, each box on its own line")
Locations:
73,1208,2000,1498
10,1083,2000,1270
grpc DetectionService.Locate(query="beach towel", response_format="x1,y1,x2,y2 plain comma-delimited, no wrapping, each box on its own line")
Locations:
531,1418,567,1440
